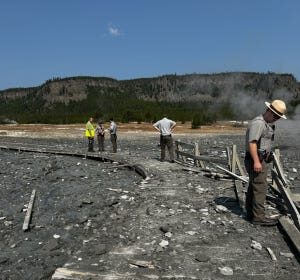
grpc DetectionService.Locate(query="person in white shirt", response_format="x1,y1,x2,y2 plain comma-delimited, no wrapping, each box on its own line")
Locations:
153,116,176,162
109,118,117,153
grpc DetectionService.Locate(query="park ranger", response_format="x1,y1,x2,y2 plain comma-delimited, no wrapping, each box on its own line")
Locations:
244,100,287,226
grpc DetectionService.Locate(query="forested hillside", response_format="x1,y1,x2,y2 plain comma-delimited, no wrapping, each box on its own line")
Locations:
1,72,299,124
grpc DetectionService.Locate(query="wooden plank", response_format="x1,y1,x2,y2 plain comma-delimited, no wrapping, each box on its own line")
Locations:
270,171,300,212
51,268,135,279
279,216,300,255
270,170,281,195
231,145,237,173
292,193,300,202
176,150,227,164
181,166,232,180
266,247,277,261
0,145,147,180
23,189,36,231
174,140,195,149
273,172,300,230
51,267,199,280
273,152,288,187
212,163,249,183
271,149,291,196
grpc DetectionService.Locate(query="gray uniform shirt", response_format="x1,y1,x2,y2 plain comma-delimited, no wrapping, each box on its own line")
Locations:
153,117,176,136
245,115,274,153
109,121,117,135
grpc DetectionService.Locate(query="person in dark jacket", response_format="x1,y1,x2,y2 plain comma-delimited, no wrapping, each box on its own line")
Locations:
95,121,105,151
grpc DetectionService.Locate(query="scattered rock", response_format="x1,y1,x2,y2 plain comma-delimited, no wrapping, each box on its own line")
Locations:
107,198,119,207
128,232,137,241
4,221,13,226
218,266,233,276
280,252,294,258
186,231,197,236
0,257,9,264
78,216,88,224
81,199,93,205
159,240,169,248
129,260,155,269
251,240,262,250
94,244,108,255
146,207,152,215
215,205,229,213
195,253,210,262
43,239,60,251
159,225,170,233
165,232,172,238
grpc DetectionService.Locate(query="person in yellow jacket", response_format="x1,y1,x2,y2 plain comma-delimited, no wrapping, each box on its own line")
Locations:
85,117,95,152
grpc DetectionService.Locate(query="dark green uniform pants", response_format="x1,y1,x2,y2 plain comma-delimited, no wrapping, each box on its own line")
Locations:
110,134,117,153
244,158,268,221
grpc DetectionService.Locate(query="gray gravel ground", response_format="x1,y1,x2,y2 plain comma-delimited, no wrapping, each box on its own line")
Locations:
0,133,300,280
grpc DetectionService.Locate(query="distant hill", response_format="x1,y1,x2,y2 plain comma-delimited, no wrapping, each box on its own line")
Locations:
0,72,299,124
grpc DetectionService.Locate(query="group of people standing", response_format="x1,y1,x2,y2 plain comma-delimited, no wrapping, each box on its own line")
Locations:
85,117,117,153
85,99,288,227
85,115,177,160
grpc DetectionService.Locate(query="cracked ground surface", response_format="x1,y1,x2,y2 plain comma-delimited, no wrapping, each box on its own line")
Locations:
0,132,299,280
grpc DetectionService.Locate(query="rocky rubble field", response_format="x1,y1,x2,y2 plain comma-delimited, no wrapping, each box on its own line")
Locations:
0,133,299,280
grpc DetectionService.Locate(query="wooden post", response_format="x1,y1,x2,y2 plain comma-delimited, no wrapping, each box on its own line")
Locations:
226,146,232,171
194,142,199,166
194,142,205,168
23,189,36,231
231,145,237,173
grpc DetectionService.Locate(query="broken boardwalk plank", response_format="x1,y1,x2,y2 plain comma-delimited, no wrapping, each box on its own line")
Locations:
23,189,36,231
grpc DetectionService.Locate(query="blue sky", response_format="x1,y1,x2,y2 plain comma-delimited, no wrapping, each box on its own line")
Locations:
0,0,300,90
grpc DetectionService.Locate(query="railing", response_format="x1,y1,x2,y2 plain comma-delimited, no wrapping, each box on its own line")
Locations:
175,140,300,254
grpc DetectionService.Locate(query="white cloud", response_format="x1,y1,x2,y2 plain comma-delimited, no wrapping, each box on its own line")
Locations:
108,24,120,37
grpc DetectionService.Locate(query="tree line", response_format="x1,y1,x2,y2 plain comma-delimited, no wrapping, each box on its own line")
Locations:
0,85,237,127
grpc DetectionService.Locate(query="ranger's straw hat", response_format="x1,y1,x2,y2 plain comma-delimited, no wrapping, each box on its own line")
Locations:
265,100,287,119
